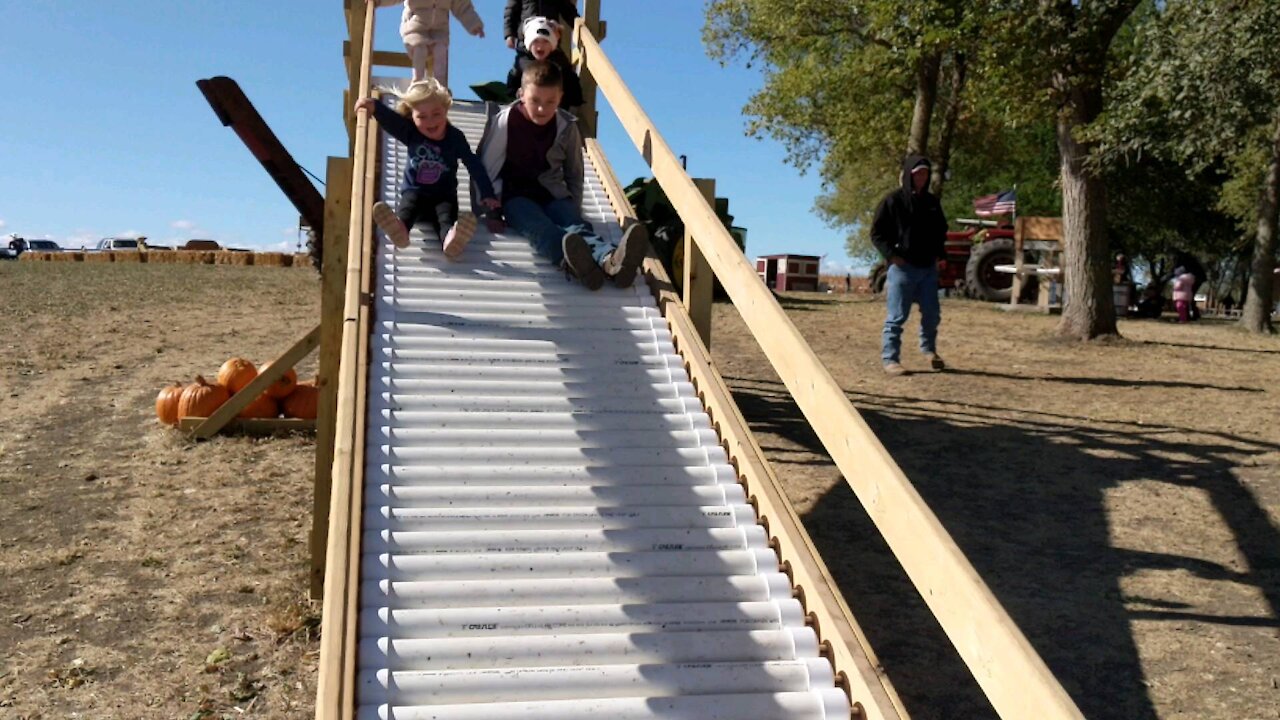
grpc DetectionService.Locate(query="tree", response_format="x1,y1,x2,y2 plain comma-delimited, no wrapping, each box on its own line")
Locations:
703,0,974,259
1093,0,1280,332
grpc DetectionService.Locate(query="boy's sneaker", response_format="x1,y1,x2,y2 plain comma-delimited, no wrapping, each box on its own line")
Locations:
925,353,946,371
443,212,478,260
562,233,605,290
883,362,907,377
602,222,651,289
372,202,410,249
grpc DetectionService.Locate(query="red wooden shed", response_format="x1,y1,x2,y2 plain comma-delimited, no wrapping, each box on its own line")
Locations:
756,254,821,292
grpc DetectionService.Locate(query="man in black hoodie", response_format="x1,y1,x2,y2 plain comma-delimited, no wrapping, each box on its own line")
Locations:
870,155,949,376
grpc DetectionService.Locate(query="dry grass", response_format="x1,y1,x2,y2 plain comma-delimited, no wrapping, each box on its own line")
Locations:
0,262,320,719
2,261,1275,719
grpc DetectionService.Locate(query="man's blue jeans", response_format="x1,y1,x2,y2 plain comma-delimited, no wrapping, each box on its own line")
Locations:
881,262,940,364
503,196,615,266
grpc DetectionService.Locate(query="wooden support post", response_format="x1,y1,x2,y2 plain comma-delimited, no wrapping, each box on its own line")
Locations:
683,178,715,348
311,156,353,600
187,325,322,440
575,0,603,138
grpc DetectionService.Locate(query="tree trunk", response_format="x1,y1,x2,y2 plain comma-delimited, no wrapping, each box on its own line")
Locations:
907,51,941,157
1055,79,1118,339
930,52,967,198
1240,109,1280,334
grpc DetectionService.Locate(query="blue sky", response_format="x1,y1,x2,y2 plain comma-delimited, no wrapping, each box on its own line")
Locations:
0,1,860,273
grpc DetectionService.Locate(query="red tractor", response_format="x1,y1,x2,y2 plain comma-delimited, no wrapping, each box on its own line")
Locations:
869,218,1031,302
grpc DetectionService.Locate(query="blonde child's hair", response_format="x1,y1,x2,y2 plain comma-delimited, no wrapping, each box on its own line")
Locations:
391,78,452,117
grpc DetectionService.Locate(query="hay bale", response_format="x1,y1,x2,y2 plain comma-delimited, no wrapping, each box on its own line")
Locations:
293,253,312,268
148,250,178,264
67,252,85,262
84,252,113,263
114,251,142,263
232,252,253,266
256,252,286,267
279,253,294,267
198,251,216,264
214,251,234,265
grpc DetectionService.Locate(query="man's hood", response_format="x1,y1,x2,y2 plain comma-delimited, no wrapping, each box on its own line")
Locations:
900,154,932,195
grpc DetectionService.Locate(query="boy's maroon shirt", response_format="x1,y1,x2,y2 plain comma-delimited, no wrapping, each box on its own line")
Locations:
500,104,558,205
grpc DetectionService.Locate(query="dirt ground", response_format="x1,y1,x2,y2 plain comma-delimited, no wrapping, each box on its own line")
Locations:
1,262,1277,719
710,291,1280,720
0,263,321,719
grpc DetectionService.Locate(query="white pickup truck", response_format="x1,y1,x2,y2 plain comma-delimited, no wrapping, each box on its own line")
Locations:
91,238,142,252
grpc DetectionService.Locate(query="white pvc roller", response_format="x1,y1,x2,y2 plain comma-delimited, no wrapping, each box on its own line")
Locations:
381,428,719,450
360,627,820,670
368,547,779,581
388,297,659,315
359,658,834,706
357,688,849,720
380,463,737,486
367,483,746,508
379,410,708,432
381,378,696,399
382,325,673,345
384,393,697,415
364,525,767,555
360,598,806,639
381,348,684,367
379,446,728,468
362,505,757,531
383,364,679,382
363,572,792,610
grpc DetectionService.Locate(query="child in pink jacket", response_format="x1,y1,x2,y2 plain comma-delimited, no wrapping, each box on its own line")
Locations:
1172,267,1195,323
369,0,485,87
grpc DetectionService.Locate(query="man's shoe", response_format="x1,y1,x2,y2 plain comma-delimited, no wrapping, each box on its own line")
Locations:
562,232,605,290
602,222,651,289
883,362,908,377
926,353,946,371
442,212,477,260
372,202,410,249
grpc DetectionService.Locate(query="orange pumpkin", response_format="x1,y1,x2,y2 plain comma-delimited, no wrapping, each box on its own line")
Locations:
261,362,298,399
217,357,257,394
155,382,185,426
237,393,279,419
177,375,230,419
282,382,319,419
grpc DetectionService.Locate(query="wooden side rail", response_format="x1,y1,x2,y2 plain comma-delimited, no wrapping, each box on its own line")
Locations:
576,23,1084,720
588,139,908,720
316,2,378,717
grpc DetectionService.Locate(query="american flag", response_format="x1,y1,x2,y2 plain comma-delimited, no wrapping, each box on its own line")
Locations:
974,189,1017,217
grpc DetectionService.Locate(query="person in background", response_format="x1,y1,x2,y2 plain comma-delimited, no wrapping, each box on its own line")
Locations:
504,0,578,52
1172,266,1196,323
369,0,485,86
505,17,584,111
478,61,649,290
870,154,949,376
354,79,499,257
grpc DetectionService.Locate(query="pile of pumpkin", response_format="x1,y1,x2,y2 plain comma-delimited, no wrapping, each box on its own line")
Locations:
155,357,319,427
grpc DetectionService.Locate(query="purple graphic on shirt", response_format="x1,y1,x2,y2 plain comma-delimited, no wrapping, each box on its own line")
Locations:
414,144,446,186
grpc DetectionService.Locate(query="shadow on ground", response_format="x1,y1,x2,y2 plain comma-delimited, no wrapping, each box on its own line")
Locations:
723,374,1279,720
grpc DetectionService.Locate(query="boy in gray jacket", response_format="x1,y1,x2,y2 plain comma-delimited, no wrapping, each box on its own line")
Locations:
478,61,648,290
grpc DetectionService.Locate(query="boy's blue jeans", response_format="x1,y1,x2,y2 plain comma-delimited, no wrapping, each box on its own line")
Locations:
881,262,941,364
503,197,615,266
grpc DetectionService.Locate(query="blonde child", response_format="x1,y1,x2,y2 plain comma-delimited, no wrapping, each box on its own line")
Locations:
478,61,649,290
354,79,500,256
369,0,485,86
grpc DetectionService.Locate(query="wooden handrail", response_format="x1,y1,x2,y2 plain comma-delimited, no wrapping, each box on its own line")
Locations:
315,1,377,718
576,22,1085,720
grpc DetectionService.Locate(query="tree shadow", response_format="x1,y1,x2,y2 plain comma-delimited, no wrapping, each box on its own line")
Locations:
1138,339,1280,355
723,374,1279,720
943,367,1264,393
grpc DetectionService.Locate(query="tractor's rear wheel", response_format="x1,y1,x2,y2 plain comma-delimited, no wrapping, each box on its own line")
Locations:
965,238,1037,302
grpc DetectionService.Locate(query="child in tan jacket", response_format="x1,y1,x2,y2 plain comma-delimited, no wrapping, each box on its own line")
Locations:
368,0,485,87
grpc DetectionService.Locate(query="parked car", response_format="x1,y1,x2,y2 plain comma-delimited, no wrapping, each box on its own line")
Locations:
182,239,220,251
1,236,61,259
93,238,141,251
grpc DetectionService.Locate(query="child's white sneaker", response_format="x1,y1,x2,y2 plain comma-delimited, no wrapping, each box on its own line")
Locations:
602,222,650,289
372,202,410,249
443,212,477,260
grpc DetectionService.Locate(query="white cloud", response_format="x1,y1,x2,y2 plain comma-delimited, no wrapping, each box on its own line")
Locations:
281,226,299,237
0,219,7,230
116,229,145,239
171,220,196,231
